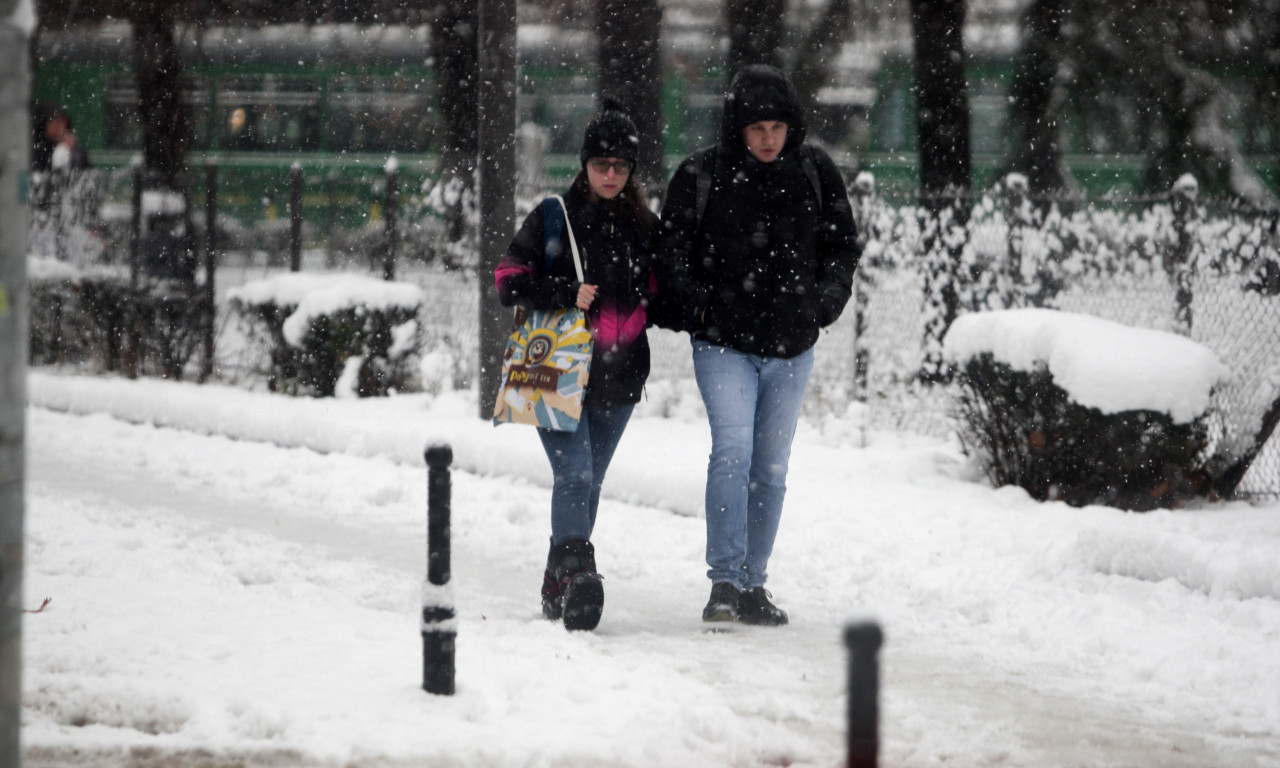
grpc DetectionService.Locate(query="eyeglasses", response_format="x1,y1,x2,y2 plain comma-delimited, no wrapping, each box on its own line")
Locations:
588,158,632,175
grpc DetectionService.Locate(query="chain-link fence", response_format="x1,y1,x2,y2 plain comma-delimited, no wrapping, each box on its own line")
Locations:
29,164,1280,498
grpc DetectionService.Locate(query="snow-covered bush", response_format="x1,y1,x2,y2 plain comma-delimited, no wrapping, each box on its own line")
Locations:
944,309,1232,510
229,274,424,398
28,256,205,379
28,258,96,367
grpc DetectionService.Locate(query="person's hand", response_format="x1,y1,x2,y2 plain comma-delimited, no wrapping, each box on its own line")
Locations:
576,283,598,310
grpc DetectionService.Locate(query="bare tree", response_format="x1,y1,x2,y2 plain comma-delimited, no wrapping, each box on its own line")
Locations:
1005,0,1073,194
790,0,855,142
1007,0,1278,203
725,0,785,82
597,0,664,191
129,0,189,189
910,0,970,206
431,1,479,249
909,0,971,383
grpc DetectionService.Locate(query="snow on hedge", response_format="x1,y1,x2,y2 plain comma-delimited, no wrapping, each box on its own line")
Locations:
943,308,1230,424
227,272,424,347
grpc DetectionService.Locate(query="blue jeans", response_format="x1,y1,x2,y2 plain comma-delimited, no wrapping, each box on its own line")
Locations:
692,340,814,590
538,403,635,544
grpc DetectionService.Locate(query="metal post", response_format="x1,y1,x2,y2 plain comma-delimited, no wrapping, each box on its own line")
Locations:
0,11,26,764
289,163,303,273
130,163,143,290
201,163,217,382
422,443,455,695
850,172,875,415
383,157,398,281
845,621,884,768
1168,174,1197,336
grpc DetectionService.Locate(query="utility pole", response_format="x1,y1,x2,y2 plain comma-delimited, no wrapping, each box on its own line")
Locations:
476,0,517,419
0,3,29,765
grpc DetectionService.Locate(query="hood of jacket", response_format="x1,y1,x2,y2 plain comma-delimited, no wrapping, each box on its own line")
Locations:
718,64,807,154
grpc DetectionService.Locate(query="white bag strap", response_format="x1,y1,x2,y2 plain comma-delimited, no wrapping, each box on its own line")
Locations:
552,194,584,283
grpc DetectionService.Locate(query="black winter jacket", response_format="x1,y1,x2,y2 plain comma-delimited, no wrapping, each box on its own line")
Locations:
656,66,861,358
495,176,656,406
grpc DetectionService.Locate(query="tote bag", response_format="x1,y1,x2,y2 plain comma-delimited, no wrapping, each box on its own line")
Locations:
492,196,593,431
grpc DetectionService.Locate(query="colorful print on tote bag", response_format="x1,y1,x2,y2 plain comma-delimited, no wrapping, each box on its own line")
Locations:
492,194,593,431
493,306,592,430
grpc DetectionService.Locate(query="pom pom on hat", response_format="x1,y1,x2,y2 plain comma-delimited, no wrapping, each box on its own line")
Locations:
580,96,639,169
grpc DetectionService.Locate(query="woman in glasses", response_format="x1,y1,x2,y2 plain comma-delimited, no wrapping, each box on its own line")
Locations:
494,97,660,631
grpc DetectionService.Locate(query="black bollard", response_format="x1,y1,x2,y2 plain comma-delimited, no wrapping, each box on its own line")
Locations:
845,621,884,768
422,443,455,695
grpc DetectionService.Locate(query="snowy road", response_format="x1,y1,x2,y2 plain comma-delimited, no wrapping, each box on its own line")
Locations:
22,373,1280,767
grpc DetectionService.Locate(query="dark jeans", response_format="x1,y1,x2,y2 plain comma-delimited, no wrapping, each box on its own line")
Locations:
538,402,635,544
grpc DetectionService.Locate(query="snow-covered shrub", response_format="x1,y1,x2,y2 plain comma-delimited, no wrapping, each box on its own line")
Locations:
944,309,1232,510
28,258,96,367
953,354,1213,510
229,274,424,398
406,173,478,271
28,257,205,379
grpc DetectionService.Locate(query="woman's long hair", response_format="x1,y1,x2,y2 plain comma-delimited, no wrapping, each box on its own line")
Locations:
576,170,659,239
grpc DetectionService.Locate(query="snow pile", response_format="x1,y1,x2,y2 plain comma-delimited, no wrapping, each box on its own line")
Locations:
944,308,1230,423
24,370,1280,767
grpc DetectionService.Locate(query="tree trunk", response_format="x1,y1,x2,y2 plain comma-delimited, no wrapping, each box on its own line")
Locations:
1006,0,1071,194
725,0,785,84
597,0,664,192
130,1,188,188
791,0,854,143
432,1,479,247
910,0,970,205
910,0,970,384
476,0,517,419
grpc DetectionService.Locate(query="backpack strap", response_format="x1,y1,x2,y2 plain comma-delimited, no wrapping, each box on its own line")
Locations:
798,144,823,214
694,145,823,229
693,146,716,231
540,196,563,273
541,195,584,282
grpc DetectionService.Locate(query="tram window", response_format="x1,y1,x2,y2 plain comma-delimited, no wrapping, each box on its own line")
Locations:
329,75,435,153
219,74,321,151
103,73,212,151
970,94,1007,156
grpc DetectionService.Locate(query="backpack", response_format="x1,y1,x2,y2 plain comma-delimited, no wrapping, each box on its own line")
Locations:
692,144,824,231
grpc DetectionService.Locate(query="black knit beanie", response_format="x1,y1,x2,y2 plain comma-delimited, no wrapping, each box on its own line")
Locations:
579,96,639,169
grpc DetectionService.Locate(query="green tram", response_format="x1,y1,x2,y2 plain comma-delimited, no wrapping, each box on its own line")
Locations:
33,23,732,231
865,52,1280,199
34,23,1278,233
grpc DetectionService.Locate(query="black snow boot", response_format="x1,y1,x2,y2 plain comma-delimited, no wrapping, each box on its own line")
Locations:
541,538,604,631
737,586,789,626
701,582,740,622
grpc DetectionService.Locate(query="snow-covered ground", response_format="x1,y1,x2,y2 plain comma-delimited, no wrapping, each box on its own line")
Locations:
23,368,1280,767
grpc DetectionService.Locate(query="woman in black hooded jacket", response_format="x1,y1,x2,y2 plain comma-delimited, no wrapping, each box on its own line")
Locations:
656,65,861,626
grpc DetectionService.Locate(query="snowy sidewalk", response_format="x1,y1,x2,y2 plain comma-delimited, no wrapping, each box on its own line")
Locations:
24,371,1280,767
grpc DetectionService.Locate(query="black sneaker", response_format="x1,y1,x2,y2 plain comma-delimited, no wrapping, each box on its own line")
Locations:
702,582,740,622
737,587,788,626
